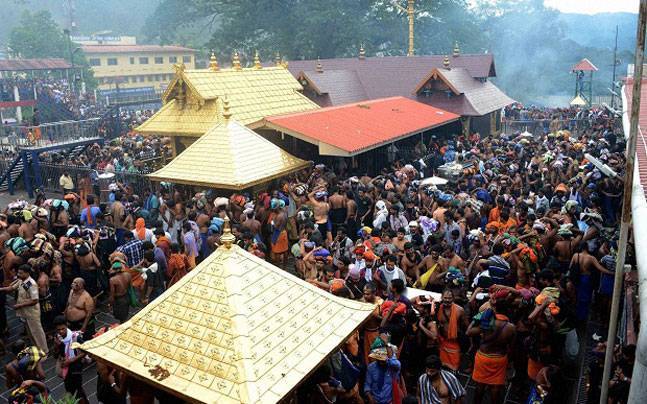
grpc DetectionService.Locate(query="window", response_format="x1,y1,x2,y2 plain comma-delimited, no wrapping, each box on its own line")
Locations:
139,76,145,82
155,56,164,64
169,56,177,63
155,75,161,81
107,58,118,66
139,57,149,64
182,55,191,63
89,58,101,66
147,75,154,82
131,76,138,83
129,57,135,64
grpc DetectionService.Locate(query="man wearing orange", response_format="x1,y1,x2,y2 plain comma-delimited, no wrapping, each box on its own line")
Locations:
467,290,516,404
436,289,468,371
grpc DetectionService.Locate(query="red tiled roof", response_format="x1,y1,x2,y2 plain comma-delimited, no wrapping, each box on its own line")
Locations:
0,58,72,71
571,58,598,72
81,45,195,54
264,96,459,156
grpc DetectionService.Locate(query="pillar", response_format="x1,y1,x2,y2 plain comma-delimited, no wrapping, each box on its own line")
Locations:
490,112,497,136
13,86,22,122
462,116,471,137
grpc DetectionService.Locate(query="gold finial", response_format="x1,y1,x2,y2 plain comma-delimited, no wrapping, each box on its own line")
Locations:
222,97,232,121
281,59,289,69
220,216,235,249
315,57,323,73
359,44,366,60
209,51,219,71
232,51,242,70
453,41,460,57
275,52,282,66
174,63,185,73
253,50,262,69
443,55,450,69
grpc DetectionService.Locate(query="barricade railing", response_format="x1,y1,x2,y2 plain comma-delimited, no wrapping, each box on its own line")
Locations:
0,118,101,149
501,118,592,135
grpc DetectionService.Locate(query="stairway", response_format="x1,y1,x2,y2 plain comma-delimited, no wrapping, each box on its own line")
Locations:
0,153,29,193
35,90,76,123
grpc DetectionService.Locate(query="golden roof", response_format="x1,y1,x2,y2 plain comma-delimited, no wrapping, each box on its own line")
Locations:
136,65,318,135
80,244,374,404
147,110,311,189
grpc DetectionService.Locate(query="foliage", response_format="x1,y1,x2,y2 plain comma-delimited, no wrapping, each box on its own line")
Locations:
7,10,97,90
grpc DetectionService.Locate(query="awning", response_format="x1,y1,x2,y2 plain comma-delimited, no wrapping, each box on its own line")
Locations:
0,58,72,71
570,95,588,106
263,96,460,156
80,240,374,403
148,110,310,189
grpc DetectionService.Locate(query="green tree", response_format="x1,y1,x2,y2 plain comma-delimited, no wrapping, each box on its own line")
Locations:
8,10,97,89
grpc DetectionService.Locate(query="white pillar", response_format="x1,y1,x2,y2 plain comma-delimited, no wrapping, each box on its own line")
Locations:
13,86,22,122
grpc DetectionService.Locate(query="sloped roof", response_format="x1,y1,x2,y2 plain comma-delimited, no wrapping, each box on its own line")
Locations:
148,113,311,189
136,99,219,136
571,58,598,72
283,54,512,116
414,68,515,116
137,66,319,135
570,95,587,106
264,96,459,156
298,70,368,105
81,45,195,54
80,243,374,404
0,58,71,71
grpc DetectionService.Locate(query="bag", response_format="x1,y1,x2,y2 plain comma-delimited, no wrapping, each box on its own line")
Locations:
127,285,139,308
563,328,580,363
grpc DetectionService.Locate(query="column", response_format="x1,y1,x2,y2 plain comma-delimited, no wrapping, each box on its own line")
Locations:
21,151,33,198
13,86,22,122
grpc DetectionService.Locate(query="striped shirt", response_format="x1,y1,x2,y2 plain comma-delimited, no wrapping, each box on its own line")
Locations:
418,370,466,404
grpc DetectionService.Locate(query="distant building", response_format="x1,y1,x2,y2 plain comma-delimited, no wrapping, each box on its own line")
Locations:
80,43,196,92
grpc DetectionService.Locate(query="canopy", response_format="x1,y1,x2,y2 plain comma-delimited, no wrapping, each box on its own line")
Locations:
148,108,310,189
80,242,374,403
570,95,588,106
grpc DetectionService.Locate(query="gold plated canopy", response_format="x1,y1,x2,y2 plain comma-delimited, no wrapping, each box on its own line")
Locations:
147,105,311,189
80,244,374,404
136,63,318,136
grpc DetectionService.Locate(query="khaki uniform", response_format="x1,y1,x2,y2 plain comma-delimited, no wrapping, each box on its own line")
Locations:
12,278,48,354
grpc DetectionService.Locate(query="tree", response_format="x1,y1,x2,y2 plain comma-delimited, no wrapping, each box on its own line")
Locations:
8,10,68,58
8,10,97,89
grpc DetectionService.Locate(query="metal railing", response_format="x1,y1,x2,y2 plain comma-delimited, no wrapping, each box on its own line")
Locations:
0,118,101,149
39,163,153,201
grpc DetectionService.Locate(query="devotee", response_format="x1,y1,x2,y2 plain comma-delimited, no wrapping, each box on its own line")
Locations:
418,355,466,404
107,261,131,324
53,315,89,404
64,277,95,336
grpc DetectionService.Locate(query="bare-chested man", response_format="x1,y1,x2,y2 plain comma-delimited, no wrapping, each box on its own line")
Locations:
268,199,288,268
75,244,101,298
467,294,516,404
308,186,332,245
401,242,422,286
415,245,447,291
110,193,127,245
64,278,95,336
328,186,347,235
108,262,131,324
418,355,466,404
241,210,261,240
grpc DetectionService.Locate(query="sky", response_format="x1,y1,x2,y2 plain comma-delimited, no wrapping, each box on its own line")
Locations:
543,0,638,15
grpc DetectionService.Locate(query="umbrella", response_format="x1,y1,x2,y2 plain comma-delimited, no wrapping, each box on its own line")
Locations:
421,176,448,186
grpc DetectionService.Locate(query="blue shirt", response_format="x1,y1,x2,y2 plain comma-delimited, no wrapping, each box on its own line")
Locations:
117,239,144,267
364,357,401,404
80,206,101,229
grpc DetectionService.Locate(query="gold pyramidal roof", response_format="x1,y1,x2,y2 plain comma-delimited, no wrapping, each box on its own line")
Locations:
136,63,319,136
147,109,311,189
80,244,374,404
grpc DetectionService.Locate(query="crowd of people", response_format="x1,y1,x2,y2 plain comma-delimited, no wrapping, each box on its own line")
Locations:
0,104,634,404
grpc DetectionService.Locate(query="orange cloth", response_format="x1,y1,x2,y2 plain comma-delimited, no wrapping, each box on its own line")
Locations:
527,357,543,382
439,337,461,370
270,230,289,254
497,217,518,234
167,253,189,286
472,350,508,386
135,218,146,240
488,206,501,224
363,328,379,365
437,303,459,340
125,267,145,290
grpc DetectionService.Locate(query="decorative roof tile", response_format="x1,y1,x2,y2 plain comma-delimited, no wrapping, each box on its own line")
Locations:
81,244,373,403
148,113,310,189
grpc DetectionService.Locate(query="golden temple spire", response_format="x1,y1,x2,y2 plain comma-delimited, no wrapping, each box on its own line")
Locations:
281,59,289,69
453,41,460,57
359,44,366,60
220,216,235,248
315,57,323,73
222,96,232,121
443,54,450,69
209,51,219,71
275,52,282,66
232,51,242,70
253,50,262,69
